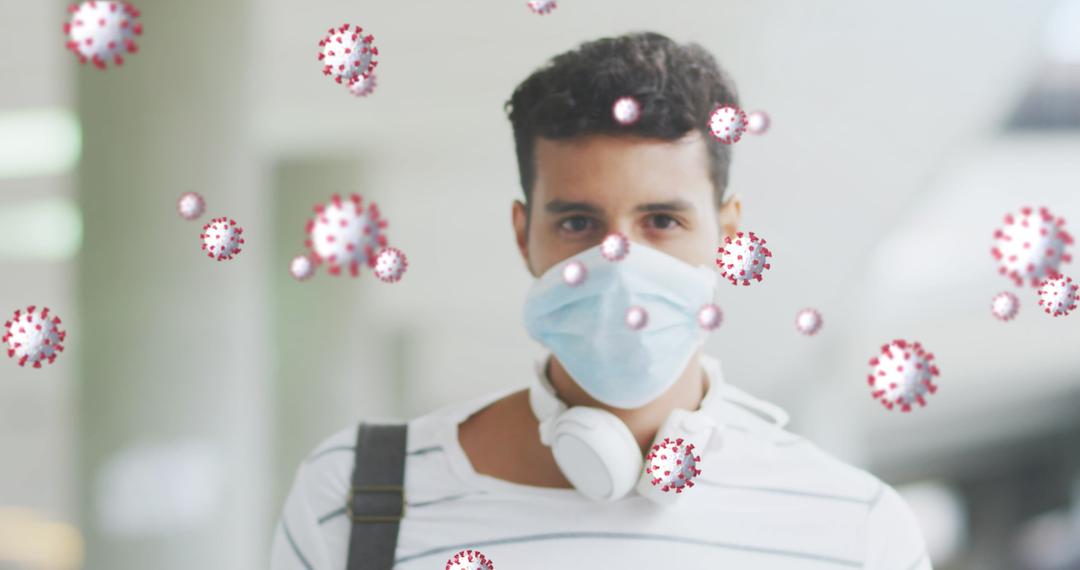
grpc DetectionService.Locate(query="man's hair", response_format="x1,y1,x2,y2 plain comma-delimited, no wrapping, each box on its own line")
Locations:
505,31,741,215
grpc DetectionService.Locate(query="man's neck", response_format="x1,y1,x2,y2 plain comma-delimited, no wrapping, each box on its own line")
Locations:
545,352,709,454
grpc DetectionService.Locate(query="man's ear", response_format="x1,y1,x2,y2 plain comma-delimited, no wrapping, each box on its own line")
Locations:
512,199,535,276
717,193,742,239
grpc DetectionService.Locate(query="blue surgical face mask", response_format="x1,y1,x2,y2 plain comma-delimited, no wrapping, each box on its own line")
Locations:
522,241,719,409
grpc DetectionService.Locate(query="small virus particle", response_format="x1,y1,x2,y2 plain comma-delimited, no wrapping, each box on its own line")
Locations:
64,1,143,69
990,291,1019,322
527,0,557,15
708,105,747,144
290,255,314,281
348,73,377,97
746,110,771,135
697,303,723,330
795,308,823,335
445,549,494,570
304,193,388,277
867,339,940,412
200,217,244,261
612,96,642,126
373,247,408,283
318,23,378,86
601,232,630,262
716,231,773,286
625,306,649,330
645,437,702,493
3,306,67,368
562,260,587,286
1037,275,1079,317
176,192,205,221
991,206,1073,288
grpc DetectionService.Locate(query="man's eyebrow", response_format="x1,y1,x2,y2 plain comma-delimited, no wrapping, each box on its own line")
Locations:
544,199,603,215
634,199,694,213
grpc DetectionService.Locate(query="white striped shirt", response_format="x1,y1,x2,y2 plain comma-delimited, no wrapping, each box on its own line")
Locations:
271,357,931,570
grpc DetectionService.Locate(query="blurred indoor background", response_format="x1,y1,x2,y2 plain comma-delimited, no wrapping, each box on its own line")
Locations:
2,0,1079,568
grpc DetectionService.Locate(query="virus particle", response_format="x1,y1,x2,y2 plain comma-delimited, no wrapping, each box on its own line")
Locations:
348,73,377,97
527,0,557,15
200,217,244,261
991,291,1019,322
991,206,1073,288
373,247,408,283
746,110,771,135
3,306,66,368
445,549,494,570
867,339,940,412
176,192,205,221
716,231,772,286
612,96,642,126
1037,275,1079,317
795,308,823,336
562,260,587,286
304,193,388,277
601,232,630,262
708,105,747,144
697,303,723,330
645,437,702,493
625,306,648,330
318,24,378,86
63,1,143,69
290,255,314,281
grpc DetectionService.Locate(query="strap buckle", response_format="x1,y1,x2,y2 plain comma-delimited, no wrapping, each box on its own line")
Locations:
346,484,406,523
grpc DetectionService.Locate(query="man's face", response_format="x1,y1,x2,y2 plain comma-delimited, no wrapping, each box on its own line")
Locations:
513,131,740,277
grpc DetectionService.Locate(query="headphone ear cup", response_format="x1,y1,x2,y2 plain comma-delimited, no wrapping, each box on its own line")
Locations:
548,406,643,502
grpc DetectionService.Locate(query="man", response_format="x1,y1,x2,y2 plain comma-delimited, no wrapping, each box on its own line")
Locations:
271,31,931,569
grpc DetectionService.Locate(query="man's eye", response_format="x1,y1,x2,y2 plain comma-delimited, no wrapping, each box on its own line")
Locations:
559,216,594,233
647,214,681,230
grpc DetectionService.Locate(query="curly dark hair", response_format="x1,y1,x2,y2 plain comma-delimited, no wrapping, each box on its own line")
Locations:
505,31,741,215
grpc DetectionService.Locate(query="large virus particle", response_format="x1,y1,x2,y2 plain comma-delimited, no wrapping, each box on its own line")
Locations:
527,0,557,15
716,231,773,286
445,549,494,570
562,260,587,287
64,1,143,69
746,110,771,135
3,306,67,368
795,307,823,336
200,217,244,261
601,232,630,261
176,192,205,221
318,24,378,86
697,303,723,330
625,306,648,330
612,96,642,126
867,339,940,412
1037,275,1078,317
348,73,377,98
290,255,314,281
991,206,1073,288
645,437,702,493
991,291,1019,322
373,247,408,283
708,105,747,144
304,193,388,277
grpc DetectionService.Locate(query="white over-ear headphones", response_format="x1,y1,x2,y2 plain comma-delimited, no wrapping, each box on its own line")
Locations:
528,353,728,504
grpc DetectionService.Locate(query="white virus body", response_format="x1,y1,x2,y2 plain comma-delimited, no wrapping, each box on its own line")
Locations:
318,24,378,86
373,247,408,283
200,217,244,261
612,96,642,126
991,291,1019,322
176,192,205,220
716,231,772,286
562,260,587,286
348,73,377,97
3,306,67,368
708,105,747,144
625,306,648,330
795,308,823,335
304,193,388,277
867,339,940,412
64,1,143,69
697,303,722,330
991,206,1073,288
1037,275,1078,317
601,232,630,262
645,437,702,493
290,255,314,281
746,110,771,135
445,549,494,570
527,0,557,15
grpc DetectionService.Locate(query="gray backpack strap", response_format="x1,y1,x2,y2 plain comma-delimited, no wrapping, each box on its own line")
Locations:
346,422,408,570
